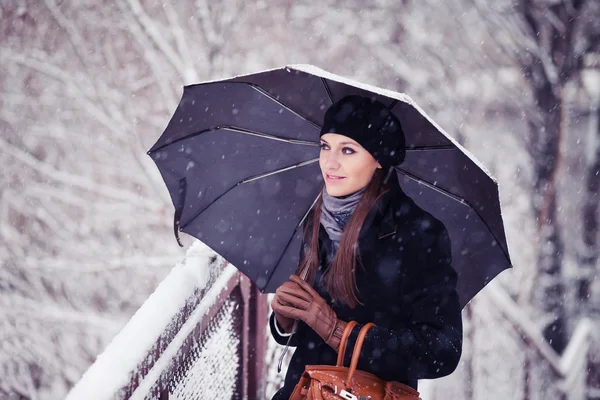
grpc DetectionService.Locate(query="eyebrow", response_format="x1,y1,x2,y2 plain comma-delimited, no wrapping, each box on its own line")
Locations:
319,139,359,146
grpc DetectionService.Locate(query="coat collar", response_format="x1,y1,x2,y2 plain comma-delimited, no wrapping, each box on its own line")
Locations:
359,176,406,241
377,212,397,239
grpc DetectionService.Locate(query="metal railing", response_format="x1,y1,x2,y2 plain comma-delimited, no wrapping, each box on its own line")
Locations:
67,242,268,400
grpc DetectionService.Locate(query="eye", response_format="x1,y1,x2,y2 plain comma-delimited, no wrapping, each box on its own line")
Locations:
319,143,329,150
342,147,356,155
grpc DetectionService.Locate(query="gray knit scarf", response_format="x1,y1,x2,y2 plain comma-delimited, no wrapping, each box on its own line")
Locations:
320,185,367,250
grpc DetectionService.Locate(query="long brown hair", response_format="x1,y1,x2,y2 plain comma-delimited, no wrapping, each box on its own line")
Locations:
296,168,388,308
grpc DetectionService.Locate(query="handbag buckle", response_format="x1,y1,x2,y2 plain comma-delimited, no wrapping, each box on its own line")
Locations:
339,389,358,400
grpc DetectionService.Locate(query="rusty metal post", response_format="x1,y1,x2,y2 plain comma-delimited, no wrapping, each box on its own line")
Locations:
240,274,268,400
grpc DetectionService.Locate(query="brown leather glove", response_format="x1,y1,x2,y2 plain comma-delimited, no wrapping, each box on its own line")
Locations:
271,281,300,333
273,274,347,351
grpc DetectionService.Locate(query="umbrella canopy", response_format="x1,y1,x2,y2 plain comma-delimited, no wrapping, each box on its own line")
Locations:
148,64,512,308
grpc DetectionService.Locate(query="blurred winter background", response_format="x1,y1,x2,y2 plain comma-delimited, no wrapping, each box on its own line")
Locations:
1,0,600,399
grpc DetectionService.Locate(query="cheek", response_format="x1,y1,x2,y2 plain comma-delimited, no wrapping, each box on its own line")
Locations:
346,157,376,182
318,154,326,169
358,169,374,185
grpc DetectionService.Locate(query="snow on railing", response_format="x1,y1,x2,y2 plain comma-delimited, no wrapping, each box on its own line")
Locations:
484,280,598,399
66,241,267,399
128,263,239,399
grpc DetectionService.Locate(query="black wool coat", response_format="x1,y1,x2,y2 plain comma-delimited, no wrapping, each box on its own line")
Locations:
270,177,463,400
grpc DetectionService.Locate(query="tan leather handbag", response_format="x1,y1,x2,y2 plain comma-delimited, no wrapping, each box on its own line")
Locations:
289,321,422,400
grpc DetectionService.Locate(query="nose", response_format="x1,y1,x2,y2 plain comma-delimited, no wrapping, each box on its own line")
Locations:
321,150,340,170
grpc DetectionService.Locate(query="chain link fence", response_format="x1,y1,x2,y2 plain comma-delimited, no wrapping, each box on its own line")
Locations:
169,298,242,399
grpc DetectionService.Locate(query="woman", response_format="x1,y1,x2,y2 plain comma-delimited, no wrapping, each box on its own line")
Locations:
269,95,463,399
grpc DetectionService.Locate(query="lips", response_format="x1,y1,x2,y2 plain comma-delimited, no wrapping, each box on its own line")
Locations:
326,173,345,181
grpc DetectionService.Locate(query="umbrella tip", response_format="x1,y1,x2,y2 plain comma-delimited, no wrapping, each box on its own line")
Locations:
174,214,184,247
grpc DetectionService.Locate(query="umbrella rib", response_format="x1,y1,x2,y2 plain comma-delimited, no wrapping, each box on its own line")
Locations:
298,191,322,228
148,125,319,153
267,191,322,287
406,145,454,151
245,84,322,130
216,80,322,129
180,159,320,230
241,158,319,184
222,127,318,146
320,78,334,104
394,167,512,263
396,167,466,203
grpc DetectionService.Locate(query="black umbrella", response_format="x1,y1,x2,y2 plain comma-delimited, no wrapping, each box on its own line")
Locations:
148,64,512,308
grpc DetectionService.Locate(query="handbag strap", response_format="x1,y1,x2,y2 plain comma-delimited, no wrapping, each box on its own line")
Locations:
336,321,358,367
346,322,376,387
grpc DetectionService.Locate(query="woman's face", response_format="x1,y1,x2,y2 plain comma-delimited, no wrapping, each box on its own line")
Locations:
319,133,382,197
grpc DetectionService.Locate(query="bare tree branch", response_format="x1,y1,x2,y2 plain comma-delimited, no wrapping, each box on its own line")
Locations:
0,136,161,209
163,2,198,83
122,0,185,75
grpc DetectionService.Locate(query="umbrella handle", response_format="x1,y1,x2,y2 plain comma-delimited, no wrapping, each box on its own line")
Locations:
277,265,309,373
299,264,309,281
277,320,298,373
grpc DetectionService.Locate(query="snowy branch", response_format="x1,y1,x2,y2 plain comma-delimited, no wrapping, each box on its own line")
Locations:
0,136,161,209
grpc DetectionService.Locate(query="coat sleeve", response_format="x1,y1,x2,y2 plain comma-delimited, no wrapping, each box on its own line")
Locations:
344,220,463,381
269,311,309,347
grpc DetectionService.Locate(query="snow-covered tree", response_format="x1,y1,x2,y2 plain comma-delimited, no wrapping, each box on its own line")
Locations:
2,0,599,398
471,0,600,354
0,0,244,397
